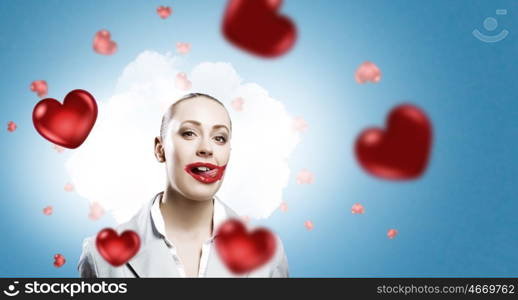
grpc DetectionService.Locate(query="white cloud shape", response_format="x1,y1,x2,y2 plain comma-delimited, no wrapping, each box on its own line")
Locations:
66,51,300,223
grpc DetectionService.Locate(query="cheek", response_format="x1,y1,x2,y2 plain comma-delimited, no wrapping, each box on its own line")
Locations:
217,145,231,164
170,139,194,161
165,140,193,174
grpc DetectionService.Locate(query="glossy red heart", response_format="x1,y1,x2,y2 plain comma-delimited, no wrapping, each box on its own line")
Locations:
32,89,97,149
215,219,276,274
222,0,296,58
355,104,432,180
96,228,140,267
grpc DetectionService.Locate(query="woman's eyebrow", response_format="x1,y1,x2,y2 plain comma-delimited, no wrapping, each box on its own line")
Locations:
181,120,229,132
213,124,230,132
181,120,202,127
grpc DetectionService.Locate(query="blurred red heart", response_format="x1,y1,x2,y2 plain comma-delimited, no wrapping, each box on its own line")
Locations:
215,219,276,274
355,104,432,180
7,121,16,132
93,30,117,55
222,0,296,58
53,254,66,268
96,228,140,267
30,80,48,98
157,6,172,19
32,89,97,149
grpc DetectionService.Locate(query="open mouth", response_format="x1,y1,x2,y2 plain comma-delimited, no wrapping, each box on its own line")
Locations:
185,162,226,184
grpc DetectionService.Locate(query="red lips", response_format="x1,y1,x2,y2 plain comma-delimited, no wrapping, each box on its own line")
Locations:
185,162,226,184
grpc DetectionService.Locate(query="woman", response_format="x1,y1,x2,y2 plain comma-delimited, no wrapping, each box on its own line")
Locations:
78,93,289,277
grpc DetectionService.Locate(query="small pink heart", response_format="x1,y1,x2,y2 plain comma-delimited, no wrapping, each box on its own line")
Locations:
279,202,288,212
355,61,381,84
231,97,244,111
304,220,314,231
43,206,53,216
53,254,66,268
175,72,192,90
351,203,365,214
64,183,74,192
387,229,398,239
157,6,172,19
93,30,117,55
292,116,308,132
7,121,16,132
89,202,105,220
176,42,191,54
296,169,314,184
30,80,48,98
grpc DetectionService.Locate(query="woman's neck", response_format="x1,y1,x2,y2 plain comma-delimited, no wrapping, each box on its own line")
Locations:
159,185,214,238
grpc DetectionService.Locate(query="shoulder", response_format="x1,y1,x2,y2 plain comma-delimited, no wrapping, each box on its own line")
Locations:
78,236,99,278
270,233,289,277
78,220,143,278
78,193,159,277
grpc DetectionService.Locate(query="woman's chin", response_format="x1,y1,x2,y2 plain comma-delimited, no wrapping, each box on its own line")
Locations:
179,181,221,201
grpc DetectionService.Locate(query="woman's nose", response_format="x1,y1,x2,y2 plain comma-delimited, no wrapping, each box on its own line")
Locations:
196,140,213,157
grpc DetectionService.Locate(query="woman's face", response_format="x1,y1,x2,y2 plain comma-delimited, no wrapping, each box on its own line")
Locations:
157,96,231,201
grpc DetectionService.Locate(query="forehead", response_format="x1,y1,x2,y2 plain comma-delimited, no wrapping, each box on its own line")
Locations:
172,97,231,127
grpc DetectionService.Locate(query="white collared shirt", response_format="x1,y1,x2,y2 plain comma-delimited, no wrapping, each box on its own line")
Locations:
150,192,227,277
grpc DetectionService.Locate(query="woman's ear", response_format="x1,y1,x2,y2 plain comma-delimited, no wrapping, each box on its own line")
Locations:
154,137,166,162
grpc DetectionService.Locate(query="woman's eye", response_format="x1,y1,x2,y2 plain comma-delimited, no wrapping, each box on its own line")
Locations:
182,131,195,138
215,136,226,143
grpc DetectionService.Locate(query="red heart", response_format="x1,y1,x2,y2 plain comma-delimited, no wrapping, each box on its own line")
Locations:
93,30,117,55
157,6,172,19
215,219,276,274
96,228,140,267
53,254,66,268
32,89,98,149
222,0,297,58
355,104,432,180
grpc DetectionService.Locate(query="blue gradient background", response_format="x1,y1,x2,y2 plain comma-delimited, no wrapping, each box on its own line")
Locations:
0,0,517,277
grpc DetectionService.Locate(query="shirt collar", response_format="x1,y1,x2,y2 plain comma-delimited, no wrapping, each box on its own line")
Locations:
150,192,227,246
